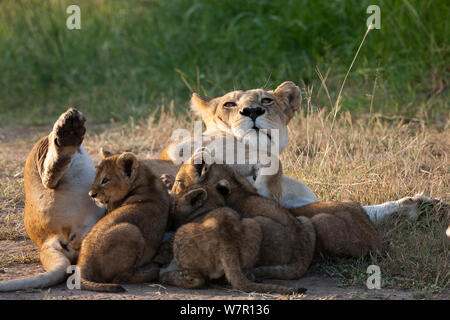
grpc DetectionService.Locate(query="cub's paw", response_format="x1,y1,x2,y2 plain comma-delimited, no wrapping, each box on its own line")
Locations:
52,108,86,148
396,194,444,218
180,270,205,289
159,270,205,289
160,174,175,190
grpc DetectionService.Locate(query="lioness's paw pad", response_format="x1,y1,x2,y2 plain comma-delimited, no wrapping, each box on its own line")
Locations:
53,108,86,147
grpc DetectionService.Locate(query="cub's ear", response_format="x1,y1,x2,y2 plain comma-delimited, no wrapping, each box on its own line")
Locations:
100,148,112,159
273,81,302,123
191,93,213,120
117,152,139,180
183,188,208,209
216,179,230,197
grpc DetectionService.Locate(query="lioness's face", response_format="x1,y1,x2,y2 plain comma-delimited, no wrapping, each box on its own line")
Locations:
191,81,301,152
89,152,138,209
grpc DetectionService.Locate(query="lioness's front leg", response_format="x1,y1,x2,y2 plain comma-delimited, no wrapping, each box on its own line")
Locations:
41,108,86,188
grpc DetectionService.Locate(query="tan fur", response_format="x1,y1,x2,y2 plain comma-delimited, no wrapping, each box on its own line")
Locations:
0,109,105,291
168,161,386,259
173,164,316,281
77,152,170,292
290,202,387,257
161,184,307,294
160,81,317,207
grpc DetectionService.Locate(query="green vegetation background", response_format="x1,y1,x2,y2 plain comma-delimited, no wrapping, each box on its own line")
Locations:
0,0,448,125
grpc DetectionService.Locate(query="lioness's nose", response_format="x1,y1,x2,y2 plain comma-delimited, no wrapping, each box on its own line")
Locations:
89,191,97,198
240,107,265,121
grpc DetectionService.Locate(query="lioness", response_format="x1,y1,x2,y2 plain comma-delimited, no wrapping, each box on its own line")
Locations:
78,152,170,292
161,183,307,294
0,109,178,292
161,81,439,222
161,81,317,208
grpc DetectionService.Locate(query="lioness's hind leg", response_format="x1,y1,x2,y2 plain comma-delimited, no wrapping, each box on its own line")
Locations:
42,108,86,188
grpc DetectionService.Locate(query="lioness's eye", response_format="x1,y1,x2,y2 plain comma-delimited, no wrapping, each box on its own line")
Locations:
101,178,109,185
223,102,237,108
261,97,273,104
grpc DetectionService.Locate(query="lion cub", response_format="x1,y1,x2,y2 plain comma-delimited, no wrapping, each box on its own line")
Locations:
192,164,316,280
161,183,305,294
289,202,387,257
76,152,170,292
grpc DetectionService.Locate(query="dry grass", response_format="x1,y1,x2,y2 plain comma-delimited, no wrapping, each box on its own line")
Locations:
0,105,448,294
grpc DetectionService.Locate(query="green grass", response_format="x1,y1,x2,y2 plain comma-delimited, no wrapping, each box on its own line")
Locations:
0,0,448,126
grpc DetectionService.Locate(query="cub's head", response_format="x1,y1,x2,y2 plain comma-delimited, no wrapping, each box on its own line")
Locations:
171,161,256,196
191,81,301,151
170,181,230,228
89,149,139,209
171,155,208,194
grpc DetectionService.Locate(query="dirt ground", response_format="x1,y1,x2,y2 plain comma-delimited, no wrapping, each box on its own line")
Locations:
0,240,447,300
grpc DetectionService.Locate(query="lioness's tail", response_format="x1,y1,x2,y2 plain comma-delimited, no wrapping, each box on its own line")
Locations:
80,278,125,293
0,238,70,292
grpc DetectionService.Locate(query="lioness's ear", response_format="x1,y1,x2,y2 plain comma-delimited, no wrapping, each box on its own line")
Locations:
100,148,112,159
117,152,139,180
216,179,230,197
273,81,301,122
191,93,213,119
183,188,208,209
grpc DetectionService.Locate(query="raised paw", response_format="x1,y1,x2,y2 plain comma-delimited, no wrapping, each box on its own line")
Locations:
52,108,86,148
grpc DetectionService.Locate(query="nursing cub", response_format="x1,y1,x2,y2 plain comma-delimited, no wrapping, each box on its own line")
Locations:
191,164,316,280
169,162,386,258
161,182,311,294
77,152,170,292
